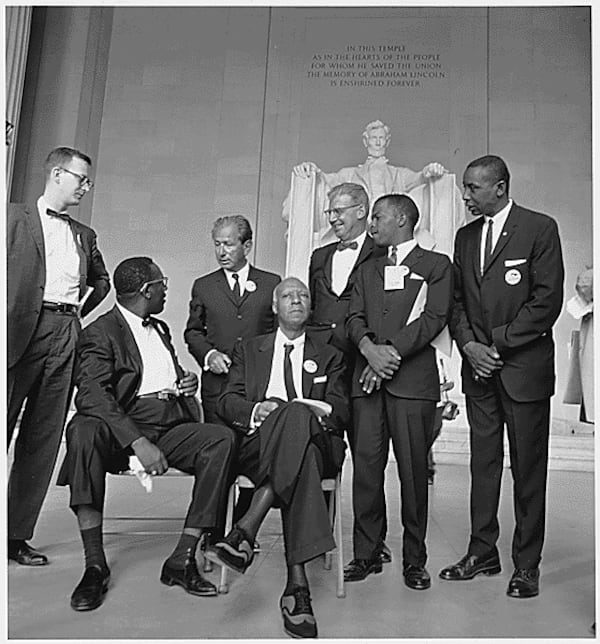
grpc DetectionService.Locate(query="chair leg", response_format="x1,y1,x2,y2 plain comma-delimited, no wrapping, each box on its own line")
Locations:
334,474,345,598
218,482,236,594
324,488,335,571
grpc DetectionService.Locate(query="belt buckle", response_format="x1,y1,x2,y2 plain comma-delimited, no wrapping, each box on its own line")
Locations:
157,390,175,401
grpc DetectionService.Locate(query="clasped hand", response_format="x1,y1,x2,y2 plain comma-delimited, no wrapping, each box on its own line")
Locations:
207,350,232,375
254,400,280,425
463,341,503,379
131,436,168,476
361,339,401,380
176,370,198,397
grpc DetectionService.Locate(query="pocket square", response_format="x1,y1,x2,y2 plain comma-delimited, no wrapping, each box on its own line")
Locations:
504,258,526,267
409,272,424,280
313,375,328,384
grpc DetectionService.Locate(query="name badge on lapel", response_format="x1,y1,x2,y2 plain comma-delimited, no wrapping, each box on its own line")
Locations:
384,265,409,290
245,280,256,292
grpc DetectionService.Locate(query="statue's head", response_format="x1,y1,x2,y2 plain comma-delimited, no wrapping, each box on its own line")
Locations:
362,120,391,157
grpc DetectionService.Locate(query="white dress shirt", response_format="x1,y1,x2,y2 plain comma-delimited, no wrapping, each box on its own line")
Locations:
117,304,178,395
223,261,250,295
37,196,80,304
331,231,367,296
388,238,418,265
265,328,305,401
479,199,513,274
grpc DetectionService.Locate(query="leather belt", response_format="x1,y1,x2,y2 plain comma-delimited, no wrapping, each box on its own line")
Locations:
42,301,79,315
138,390,178,401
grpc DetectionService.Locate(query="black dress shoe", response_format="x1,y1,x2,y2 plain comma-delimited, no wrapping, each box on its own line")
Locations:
160,552,217,597
70,565,110,611
439,550,501,581
206,525,254,574
403,564,431,590
376,542,392,564
280,586,317,638
344,557,382,582
8,540,49,566
506,568,539,598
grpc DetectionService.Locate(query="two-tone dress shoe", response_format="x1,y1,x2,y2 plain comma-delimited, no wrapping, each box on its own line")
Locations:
403,564,431,590
280,586,317,638
70,565,110,611
506,568,539,598
207,525,254,574
376,542,392,564
439,550,501,581
343,557,382,582
160,552,218,597
8,540,48,566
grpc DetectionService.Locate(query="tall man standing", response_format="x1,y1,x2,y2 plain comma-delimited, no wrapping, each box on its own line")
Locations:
7,147,110,565
344,194,453,589
185,215,281,423
439,155,564,599
308,182,390,563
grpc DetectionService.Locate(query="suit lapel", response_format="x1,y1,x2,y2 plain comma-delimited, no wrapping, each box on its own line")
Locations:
302,335,320,397
239,265,257,307
471,218,485,284
483,205,518,274
24,204,45,263
257,333,276,400
323,246,335,292
112,306,144,379
216,269,239,307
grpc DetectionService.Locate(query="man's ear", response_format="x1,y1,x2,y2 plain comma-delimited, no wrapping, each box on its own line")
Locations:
243,239,253,257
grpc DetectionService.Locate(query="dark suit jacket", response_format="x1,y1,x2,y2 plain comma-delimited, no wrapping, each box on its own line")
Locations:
216,331,350,436
7,203,110,368
184,266,281,397
450,202,564,401
346,245,453,401
308,235,385,354
72,306,200,449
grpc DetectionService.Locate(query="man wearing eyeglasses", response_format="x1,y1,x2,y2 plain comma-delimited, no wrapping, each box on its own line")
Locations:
57,257,235,611
308,182,390,565
7,146,110,567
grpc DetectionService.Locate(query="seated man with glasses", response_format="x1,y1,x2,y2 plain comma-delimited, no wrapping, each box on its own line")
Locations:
57,256,235,612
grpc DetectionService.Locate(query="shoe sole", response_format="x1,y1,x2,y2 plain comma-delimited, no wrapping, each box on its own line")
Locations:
159,572,218,597
205,547,249,575
507,588,539,599
284,626,318,639
70,582,109,611
10,556,49,566
439,563,501,581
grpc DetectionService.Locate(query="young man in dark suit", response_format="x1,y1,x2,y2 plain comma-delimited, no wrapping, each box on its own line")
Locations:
184,215,281,424
208,277,348,639
308,182,390,564
57,257,235,611
439,155,564,599
7,146,110,566
344,194,453,590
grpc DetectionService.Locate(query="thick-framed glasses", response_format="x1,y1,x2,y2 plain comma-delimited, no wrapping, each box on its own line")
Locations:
324,203,362,217
59,167,94,189
139,277,168,293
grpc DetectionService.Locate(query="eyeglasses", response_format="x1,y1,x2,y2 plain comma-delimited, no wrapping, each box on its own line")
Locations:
139,277,168,293
324,203,362,217
59,167,94,189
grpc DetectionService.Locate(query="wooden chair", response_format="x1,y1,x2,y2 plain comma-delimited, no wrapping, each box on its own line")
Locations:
216,472,345,598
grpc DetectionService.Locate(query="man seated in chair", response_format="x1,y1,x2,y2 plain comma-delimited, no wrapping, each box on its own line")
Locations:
57,257,235,611
207,277,348,639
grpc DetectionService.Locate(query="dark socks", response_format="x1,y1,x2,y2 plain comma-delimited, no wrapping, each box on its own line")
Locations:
284,564,309,594
80,526,108,572
167,532,200,568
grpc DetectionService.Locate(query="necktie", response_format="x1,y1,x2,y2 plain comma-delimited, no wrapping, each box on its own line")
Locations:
483,218,494,272
232,273,241,303
46,208,70,221
283,343,298,401
388,245,398,266
337,240,359,251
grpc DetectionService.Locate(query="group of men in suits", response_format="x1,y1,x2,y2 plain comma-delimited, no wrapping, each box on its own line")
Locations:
7,147,564,636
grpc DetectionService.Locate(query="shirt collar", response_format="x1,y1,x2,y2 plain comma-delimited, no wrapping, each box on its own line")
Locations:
485,198,513,227
223,262,250,280
389,238,417,264
116,302,148,330
38,196,68,218
275,327,305,349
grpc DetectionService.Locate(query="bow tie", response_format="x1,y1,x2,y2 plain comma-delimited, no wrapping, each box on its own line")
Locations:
46,208,70,221
337,240,359,251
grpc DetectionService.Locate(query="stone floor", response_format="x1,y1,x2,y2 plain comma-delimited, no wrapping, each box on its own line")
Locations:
6,446,595,640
